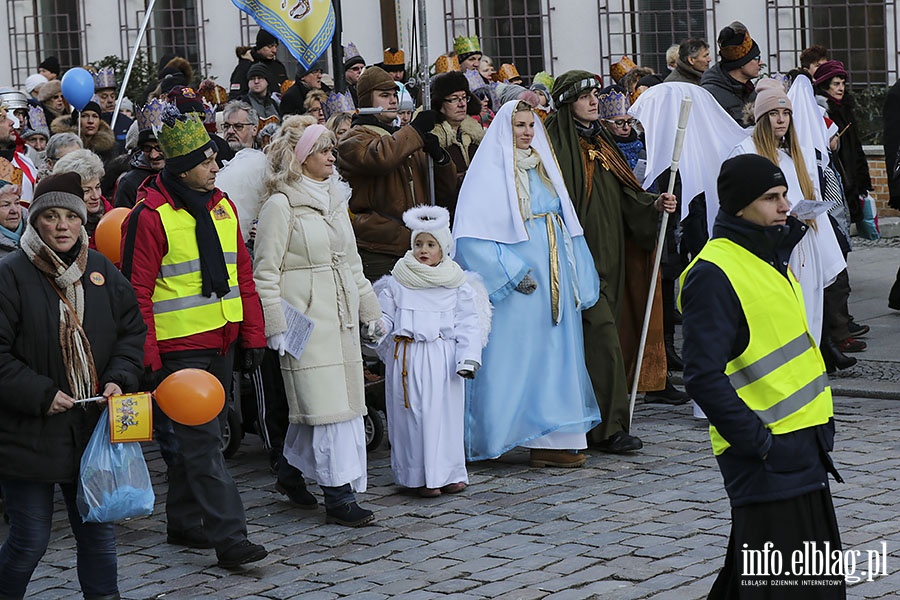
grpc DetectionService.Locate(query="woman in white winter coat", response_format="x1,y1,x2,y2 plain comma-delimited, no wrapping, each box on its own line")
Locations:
253,115,384,527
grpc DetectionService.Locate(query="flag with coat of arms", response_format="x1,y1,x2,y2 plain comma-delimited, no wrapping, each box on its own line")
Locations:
231,0,335,70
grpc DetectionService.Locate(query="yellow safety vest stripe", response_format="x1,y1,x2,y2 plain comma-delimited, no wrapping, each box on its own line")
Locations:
151,197,243,340
679,237,833,455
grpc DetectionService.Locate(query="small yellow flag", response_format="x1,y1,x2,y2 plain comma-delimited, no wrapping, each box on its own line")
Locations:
108,393,153,443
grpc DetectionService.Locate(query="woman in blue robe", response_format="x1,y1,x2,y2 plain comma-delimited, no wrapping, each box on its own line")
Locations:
452,100,601,466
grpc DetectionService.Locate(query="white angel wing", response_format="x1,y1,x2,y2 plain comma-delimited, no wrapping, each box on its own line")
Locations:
215,148,268,243
465,271,493,348
629,82,750,232
787,75,829,197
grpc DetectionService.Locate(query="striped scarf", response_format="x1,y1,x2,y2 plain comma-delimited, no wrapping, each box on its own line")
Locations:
21,226,97,400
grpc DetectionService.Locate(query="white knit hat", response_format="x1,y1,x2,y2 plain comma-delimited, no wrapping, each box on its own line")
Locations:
25,73,48,95
403,205,453,262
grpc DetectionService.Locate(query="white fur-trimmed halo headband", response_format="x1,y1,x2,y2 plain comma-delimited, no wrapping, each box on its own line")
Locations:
402,205,451,232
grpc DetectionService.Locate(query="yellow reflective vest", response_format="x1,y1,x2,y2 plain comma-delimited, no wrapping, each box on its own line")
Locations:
151,198,243,340
679,237,833,456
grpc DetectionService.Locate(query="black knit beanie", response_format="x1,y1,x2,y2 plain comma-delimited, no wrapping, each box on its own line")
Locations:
718,154,788,215
256,29,278,51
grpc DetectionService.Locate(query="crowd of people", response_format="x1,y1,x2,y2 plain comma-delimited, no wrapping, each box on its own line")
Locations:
0,18,885,598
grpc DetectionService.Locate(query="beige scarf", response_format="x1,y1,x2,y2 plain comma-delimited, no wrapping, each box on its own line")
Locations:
514,147,543,222
21,226,97,400
391,251,467,290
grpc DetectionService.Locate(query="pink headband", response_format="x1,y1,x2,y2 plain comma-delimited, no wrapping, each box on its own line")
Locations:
293,124,329,165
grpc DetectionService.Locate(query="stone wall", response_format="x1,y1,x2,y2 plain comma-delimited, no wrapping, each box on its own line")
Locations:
864,146,899,217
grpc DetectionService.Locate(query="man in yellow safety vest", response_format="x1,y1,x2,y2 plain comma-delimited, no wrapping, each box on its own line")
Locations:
121,107,268,569
680,154,845,598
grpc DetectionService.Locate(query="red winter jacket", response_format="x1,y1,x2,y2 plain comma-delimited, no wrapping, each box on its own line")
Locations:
120,174,265,371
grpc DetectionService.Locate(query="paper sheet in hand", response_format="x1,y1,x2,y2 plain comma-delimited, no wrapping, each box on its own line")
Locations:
281,299,315,360
791,200,836,221
633,159,647,184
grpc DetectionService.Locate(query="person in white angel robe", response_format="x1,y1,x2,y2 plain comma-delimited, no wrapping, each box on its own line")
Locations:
373,205,486,497
630,76,844,346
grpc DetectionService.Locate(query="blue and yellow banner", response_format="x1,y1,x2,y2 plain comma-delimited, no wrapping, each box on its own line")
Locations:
231,0,335,70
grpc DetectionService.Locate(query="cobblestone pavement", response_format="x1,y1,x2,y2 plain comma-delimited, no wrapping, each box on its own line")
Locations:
10,395,900,600
10,243,900,599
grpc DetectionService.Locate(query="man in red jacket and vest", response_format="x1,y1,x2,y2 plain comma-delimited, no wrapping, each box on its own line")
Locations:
121,107,268,568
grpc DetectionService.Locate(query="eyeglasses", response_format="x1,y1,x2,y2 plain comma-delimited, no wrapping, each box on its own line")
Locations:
222,122,253,132
141,144,162,154
444,94,470,105
307,106,324,115
605,118,635,127
51,94,64,100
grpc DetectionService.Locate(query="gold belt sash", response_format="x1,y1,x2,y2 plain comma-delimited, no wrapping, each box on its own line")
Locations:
392,335,414,408
532,212,563,325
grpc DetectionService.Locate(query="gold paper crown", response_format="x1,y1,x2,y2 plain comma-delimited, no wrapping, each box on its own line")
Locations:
156,112,211,160
281,79,295,95
453,35,481,56
0,157,23,187
257,114,280,130
199,80,228,107
434,54,460,74
383,48,405,67
494,64,521,83
610,55,638,83
532,71,554,92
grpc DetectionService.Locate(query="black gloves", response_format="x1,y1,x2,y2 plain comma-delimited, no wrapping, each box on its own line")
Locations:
422,133,451,165
142,367,167,391
515,273,538,295
241,348,266,373
410,110,438,137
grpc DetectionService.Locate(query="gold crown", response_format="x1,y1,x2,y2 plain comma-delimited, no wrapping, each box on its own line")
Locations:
610,55,638,83
383,48,405,66
495,64,521,83
0,157,23,187
434,54,460,74
281,79,295,95
453,36,481,56
156,113,211,160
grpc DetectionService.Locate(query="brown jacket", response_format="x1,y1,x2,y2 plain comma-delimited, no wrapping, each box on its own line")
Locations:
337,117,456,257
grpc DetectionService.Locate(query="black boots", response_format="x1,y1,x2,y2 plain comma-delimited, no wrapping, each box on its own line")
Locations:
821,336,857,374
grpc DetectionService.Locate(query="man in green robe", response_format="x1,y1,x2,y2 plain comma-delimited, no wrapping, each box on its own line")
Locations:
545,71,676,453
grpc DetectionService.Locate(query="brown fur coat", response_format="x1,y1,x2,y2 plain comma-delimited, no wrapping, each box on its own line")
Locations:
51,114,118,161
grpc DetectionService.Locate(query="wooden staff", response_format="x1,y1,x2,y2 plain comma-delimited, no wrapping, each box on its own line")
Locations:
628,96,693,427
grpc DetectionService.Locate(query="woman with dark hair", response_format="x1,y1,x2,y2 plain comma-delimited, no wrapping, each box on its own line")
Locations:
814,60,872,224
0,172,145,598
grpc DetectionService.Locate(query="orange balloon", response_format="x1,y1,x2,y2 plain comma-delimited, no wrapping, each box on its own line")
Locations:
154,368,225,426
95,207,130,265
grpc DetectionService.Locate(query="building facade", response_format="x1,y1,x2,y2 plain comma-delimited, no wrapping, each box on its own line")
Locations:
2,1,897,90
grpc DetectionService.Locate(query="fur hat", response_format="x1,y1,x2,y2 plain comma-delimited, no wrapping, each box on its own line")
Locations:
158,57,193,95
717,21,761,71
718,154,788,216
753,78,792,122
356,66,396,108
431,71,469,107
29,172,87,226
403,205,453,261
38,79,62,103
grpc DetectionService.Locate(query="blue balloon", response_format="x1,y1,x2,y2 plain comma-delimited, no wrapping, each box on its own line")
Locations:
60,67,95,112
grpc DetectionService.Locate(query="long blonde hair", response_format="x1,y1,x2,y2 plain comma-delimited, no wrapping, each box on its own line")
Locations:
751,111,816,202
264,114,337,195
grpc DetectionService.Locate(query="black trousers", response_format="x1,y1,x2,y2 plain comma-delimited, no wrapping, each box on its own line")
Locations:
709,488,846,599
156,347,248,553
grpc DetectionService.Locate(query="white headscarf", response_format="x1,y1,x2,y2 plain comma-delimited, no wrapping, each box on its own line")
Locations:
452,99,584,246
